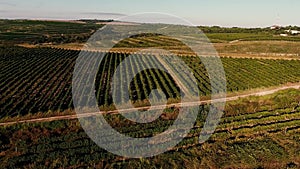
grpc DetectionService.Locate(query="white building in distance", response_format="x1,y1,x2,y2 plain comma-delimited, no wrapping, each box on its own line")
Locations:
285,30,300,35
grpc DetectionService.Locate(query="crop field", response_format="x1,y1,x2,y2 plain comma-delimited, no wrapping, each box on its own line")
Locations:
1,46,300,118
1,89,300,168
198,26,300,42
3,19,300,51
214,41,300,56
206,33,300,42
1,19,300,169
0,20,104,45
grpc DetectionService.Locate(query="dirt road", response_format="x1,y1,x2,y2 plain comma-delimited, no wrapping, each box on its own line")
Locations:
0,84,299,127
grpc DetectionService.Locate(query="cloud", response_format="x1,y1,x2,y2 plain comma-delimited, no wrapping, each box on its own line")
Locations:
0,1,16,7
0,11,127,20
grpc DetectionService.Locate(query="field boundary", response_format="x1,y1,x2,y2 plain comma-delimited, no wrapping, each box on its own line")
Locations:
1,83,299,127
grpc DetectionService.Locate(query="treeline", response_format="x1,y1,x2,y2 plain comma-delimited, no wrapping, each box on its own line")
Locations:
33,33,92,44
78,19,114,24
199,25,300,34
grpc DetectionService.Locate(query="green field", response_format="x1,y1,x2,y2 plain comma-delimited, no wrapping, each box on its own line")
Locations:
1,46,300,118
1,19,300,46
206,33,300,42
199,26,300,42
0,20,104,45
1,20,300,169
1,89,300,168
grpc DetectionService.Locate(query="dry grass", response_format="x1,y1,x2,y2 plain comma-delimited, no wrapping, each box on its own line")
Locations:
17,40,300,60
214,41,300,59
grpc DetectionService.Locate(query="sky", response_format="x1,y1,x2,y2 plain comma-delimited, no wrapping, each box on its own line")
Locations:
0,0,299,27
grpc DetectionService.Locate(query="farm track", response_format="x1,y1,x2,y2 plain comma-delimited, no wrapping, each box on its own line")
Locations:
1,83,299,126
31,44,300,60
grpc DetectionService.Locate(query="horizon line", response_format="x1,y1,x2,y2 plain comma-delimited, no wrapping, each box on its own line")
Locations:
1,18,299,28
